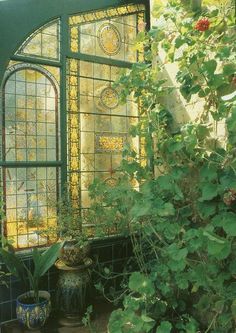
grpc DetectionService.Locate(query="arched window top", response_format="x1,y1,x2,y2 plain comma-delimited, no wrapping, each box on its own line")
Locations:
3,63,60,163
3,62,60,90
15,19,60,61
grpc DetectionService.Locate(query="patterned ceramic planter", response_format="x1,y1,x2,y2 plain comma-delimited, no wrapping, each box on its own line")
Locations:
55,258,93,326
16,290,51,330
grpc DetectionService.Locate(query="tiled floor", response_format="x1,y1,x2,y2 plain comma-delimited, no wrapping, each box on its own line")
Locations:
1,302,112,333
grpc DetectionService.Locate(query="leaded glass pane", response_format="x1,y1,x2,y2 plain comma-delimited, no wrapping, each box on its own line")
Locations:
66,60,140,213
2,167,59,249
16,19,60,61
4,67,59,162
69,4,146,62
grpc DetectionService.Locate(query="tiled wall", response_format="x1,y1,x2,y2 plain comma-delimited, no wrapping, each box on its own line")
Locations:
0,236,133,324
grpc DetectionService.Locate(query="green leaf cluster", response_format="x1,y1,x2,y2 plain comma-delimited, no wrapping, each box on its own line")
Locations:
88,1,236,332
0,243,62,303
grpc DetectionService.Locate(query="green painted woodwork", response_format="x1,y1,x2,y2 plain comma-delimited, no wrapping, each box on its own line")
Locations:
0,0,149,84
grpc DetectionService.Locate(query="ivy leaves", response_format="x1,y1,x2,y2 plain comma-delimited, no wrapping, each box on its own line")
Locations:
96,1,236,332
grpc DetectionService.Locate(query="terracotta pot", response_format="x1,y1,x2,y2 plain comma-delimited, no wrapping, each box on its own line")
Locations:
60,240,91,267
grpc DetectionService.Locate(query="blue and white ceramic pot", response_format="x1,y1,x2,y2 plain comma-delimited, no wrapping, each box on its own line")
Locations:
16,290,51,330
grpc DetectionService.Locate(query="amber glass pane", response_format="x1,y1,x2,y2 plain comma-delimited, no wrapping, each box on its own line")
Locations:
3,167,58,249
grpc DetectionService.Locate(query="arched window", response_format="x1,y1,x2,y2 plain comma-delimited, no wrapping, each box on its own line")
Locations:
0,1,148,249
2,64,60,248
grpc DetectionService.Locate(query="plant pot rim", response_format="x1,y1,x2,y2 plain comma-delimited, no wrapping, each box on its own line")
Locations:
17,290,50,307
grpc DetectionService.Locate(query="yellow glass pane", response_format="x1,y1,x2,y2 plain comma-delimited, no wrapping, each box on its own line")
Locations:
16,19,60,60
80,34,95,54
81,132,94,153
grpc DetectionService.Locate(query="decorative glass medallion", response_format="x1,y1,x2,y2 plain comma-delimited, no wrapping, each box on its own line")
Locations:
98,23,121,56
100,87,119,109
105,177,118,187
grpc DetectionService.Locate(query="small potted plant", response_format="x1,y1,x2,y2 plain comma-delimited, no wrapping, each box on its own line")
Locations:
45,194,91,267
0,242,62,330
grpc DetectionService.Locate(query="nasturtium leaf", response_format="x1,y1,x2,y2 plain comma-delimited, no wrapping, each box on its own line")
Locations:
164,223,181,240
206,237,231,260
156,321,172,333
200,183,219,201
128,272,155,296
157,202,175,217
176,273,189,290
221,212,236,236
220,174,236,190
214,300,225,313
210,74,227,88
217,46,230,59
157,175,173,190
108,309,124,333
130,201,152,218
197,201,217,219
167,244,188,260
175,36,186,48
202,59,217,76
212,212,236,236
168,259,186,272
223,63,236,76
168,140,184,153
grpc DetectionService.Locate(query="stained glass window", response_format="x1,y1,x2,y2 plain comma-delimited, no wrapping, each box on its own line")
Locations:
16,20,60,61
4,66,59,163
3,167,59,248
67,60,139,213
69,4,145,62
1,3,147,248
1,63,60,248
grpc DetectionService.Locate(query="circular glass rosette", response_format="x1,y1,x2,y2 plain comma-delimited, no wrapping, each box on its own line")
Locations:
105,177,118,187
100,87,119,109
98,23,121,56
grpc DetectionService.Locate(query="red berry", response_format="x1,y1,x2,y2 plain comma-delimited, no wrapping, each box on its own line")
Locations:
195,18,210,32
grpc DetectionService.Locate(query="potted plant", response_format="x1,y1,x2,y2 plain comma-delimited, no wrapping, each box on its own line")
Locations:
0,242,62,330
45,195,91,267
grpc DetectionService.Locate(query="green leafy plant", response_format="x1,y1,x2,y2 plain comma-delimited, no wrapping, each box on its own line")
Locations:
82,305,99,333
0,242,62,303
42,193,89,249
88,0,236,332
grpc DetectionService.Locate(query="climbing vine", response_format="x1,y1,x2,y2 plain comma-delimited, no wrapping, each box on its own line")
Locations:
89,0,236,332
